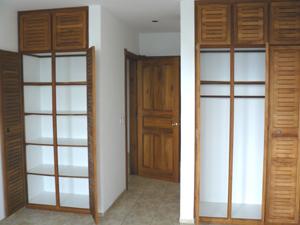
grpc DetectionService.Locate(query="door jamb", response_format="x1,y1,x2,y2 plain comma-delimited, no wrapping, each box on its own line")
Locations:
124,49,140,189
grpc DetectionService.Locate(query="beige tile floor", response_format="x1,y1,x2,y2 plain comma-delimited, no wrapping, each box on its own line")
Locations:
0,175,195,225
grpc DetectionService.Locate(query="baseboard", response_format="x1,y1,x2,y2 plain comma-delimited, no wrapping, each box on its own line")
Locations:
179,218,195,224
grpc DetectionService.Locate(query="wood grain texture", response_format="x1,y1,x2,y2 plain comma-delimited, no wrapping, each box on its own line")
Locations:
0,50,26,217
19,13,51,51
87,46,98,224
129,59,138,175
53,10,87,50
138,57,180,182
234,3,268,44
197,4,231,45
266,46,300,224
270,2,300,45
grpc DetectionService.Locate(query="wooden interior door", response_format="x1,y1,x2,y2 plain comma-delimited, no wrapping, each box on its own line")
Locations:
87,46,98,224
137,56,180,182
0,50,26,217
266,46,300,224
129,58,138,175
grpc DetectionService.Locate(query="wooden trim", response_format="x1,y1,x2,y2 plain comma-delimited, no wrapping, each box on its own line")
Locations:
195,0,300,4
18,6,89,15
23,82,52,86
124,49,140,189
261,42,269,223
227,46,235,219
124,49,128,190
56,82,87,85
201,81,265,85
25,143,54,146
194,43,201,225
51,52,59,209
125,49,140,60
27,173,55,177
199,217,264,224
58,175,89,179
57,144,88,147
26,204,91,214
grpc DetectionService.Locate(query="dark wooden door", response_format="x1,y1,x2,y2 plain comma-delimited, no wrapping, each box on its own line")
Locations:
129,59,138,175
137,57,180,182
87,47,98,224
266,46,300,224
0,50,26,217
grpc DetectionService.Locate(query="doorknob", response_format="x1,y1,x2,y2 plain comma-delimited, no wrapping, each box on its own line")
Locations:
172,122,178,126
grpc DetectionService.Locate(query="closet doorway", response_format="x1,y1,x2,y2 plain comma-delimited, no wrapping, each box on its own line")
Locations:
124,50,180,188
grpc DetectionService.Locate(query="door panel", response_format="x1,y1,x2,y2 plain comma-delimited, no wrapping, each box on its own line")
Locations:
19,13,51,51
266,47,300,224
270,2,300,45
87,47,98,224
0,51,26,217
138,57,179,182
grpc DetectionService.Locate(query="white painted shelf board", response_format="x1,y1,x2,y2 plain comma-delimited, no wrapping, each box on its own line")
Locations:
59,165,88,177
60,193,89,209
57,138,88,146
25,110,53,115
26,137,53,145
56,110,87,115
27,164,55,175
232,203,262,220
29,191,56,206
199,202,227,218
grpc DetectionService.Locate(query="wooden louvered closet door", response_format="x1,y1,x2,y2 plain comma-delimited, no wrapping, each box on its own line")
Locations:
270,2,300,45
87,47,98,224
19,13,51,51
0,51,26,217
53,10,87,50
234,3,267,44
266,47,300,224
197,4,231,45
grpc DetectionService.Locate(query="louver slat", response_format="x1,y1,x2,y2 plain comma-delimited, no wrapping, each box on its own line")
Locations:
198,4,231,45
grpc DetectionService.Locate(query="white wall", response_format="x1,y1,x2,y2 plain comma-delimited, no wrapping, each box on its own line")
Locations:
92,6,139,213
139,32,180,56
0,4,18,221
180,0,195,223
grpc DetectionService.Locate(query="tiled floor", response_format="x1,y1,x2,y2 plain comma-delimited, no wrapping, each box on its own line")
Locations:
0,175,188,225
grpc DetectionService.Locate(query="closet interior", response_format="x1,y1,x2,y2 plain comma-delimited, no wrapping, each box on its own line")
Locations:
23,51,90,209
200,47,266,220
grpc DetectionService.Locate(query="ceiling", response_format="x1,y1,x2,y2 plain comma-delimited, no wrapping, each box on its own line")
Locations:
0,0,182,33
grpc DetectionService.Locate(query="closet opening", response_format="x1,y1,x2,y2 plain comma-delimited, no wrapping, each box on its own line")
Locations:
196,46,268,224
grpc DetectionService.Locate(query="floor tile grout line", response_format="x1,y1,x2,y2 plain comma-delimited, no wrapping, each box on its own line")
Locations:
121,176,152,224
149,179,170,225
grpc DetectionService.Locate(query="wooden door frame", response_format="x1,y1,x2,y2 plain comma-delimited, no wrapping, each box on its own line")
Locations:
124,49,140,189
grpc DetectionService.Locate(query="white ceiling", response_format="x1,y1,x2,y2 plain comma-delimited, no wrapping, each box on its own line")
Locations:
0,0,182,33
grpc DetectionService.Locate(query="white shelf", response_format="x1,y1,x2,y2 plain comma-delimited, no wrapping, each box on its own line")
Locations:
26,137,54,145
59,165,88,177
27,164,54,175
57,138,88,146
56,110,87,115
60,193,89,209
29,191,56,206
232,203,262,220
199,202,227,218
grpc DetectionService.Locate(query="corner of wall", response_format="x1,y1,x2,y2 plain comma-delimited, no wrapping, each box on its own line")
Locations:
180,0,195,222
